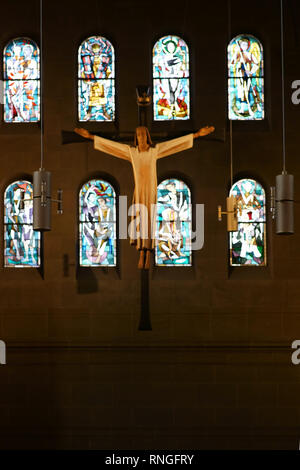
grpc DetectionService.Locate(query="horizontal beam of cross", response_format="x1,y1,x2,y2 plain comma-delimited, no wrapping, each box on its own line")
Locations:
61,128,225,145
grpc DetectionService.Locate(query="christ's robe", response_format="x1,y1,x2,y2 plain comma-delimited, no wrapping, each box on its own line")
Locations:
94,133,194,250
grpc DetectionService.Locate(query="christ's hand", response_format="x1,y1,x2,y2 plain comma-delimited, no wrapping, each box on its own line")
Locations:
193,126,215,139
74,128,94,140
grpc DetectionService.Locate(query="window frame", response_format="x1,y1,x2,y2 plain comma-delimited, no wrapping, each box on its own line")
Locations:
227,33,264,122
3,179,41,269
155,177,193,267
77,35,116,123
3,37,40,124
229,177,267,268
152,35,191,123
78,178,118,268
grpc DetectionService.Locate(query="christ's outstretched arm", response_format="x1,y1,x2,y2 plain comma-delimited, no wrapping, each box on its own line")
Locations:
74,128,131,162
193,126,215,139
156,125,214,159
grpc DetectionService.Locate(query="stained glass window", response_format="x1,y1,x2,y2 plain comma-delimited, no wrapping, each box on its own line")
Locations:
78,36,115,122
228,35,264,120
229,179,266,266
153,35,190,121
79,179,117,266
155,179,192,266
4,181,40,267
4,38,40,123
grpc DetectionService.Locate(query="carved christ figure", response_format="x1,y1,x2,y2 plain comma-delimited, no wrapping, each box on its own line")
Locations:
75,125,215,269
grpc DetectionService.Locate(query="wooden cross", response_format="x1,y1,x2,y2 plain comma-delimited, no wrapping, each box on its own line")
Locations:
62,86,224,330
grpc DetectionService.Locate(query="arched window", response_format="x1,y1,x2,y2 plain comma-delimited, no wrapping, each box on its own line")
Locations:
78,36,115,122
79,179,117,266
153,35,190,121
228,34,264,120
155,178,192,266
4,181,40,267
229,178,266,266
4,38,40,123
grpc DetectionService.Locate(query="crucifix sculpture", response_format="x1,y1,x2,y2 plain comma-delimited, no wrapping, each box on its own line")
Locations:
74,125,214,269
66,86,216,330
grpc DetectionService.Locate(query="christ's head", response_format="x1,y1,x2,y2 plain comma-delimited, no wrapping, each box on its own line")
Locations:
134,126,153,151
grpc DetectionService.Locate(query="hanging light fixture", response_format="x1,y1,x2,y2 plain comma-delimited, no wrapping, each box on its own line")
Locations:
33,0,63,231
271,0,294,235
218,117,238,232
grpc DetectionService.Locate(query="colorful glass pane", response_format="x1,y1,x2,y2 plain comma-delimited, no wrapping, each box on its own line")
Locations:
78,36,115,121
4,181,40,267
155,179,192,266
153,36,190,121
4,38,40,123
229,179,266,266
228,35,264,120
79,180,116,266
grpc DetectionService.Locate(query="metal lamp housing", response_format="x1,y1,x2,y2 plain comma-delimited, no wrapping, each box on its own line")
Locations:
226,195,238,232
33,169,52,231
275,173,294,235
